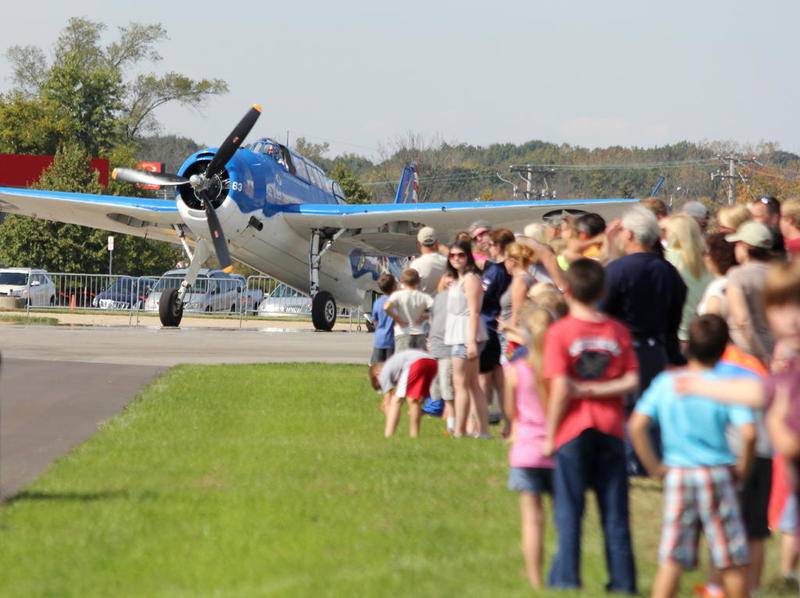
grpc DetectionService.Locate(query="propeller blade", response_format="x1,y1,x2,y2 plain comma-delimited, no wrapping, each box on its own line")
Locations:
111,168,189,187
202,196,233,271
203,104,262,179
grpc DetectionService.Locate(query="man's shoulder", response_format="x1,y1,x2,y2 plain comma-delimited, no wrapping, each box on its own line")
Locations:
410,252,446,266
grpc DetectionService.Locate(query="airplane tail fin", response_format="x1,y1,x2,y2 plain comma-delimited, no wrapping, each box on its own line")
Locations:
393,161,419,204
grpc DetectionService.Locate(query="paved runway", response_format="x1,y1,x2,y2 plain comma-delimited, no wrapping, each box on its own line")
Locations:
1,324,373,500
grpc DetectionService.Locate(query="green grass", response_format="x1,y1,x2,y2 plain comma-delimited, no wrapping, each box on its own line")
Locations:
0,364,784,596
0,313,58,325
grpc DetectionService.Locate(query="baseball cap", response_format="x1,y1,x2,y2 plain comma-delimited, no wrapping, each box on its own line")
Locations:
724,221,773,249
468,220,491,238
416,226,437,246
682,200,708,221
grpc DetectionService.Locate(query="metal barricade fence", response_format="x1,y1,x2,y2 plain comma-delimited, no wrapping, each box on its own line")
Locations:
242,276,307,324
141,275,252,319
242,276,359,328
31,273,144,312
17,270,366,329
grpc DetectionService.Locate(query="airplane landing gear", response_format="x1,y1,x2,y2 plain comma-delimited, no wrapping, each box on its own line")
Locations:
158,240,211,328
309,228,344,332
311,291,337,331
159,288,183,327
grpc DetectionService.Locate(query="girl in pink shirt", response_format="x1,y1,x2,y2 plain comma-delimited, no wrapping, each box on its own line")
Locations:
503,306,557,589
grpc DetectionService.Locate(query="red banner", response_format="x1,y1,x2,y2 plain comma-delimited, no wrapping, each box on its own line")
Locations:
0,154,110,188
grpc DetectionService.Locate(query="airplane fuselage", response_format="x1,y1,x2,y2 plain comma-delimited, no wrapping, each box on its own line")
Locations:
176,140,376,307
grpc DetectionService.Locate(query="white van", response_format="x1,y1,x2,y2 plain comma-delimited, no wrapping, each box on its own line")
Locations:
0,268,56,306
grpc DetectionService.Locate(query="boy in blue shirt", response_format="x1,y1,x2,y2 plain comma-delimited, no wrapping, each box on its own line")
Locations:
370,273,397,366
629,314,756,598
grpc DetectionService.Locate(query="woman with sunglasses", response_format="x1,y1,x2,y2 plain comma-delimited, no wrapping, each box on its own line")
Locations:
444,239,490,437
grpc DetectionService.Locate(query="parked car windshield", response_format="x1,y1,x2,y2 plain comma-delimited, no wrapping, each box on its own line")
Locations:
270,284,302,298
0,272,28,285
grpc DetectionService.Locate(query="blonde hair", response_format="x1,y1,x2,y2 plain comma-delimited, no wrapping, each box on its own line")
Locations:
523,222,548,244
664,214,707,279
527,282,568,319
782,198,800,227
506,242,535,269
717,204,751,231
523,306,557,404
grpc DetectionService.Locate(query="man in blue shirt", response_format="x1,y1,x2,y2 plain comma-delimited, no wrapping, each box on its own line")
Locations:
600,206,687,475
630,315,755,598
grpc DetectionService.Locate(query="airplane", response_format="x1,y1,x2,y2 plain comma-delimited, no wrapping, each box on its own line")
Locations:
0,105,639,330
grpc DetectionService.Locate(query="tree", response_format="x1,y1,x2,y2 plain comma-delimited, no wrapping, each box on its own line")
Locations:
0,18,225,274
137,134,202,173
0,144,181,274
293,137,331,168
329,162,372,204
3,18,227,149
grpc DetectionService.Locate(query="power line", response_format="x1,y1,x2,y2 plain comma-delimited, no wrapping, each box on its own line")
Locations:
362,158,718,187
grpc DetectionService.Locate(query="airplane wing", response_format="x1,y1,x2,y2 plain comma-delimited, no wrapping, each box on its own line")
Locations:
0,187,183,244
276,197,640,256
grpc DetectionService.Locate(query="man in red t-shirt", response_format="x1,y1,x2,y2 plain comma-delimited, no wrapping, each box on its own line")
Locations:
543,259,639,594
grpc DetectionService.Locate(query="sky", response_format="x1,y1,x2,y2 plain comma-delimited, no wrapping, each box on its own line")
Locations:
1,0,798,160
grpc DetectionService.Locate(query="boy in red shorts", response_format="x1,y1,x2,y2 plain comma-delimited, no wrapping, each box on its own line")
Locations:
370,350,438,438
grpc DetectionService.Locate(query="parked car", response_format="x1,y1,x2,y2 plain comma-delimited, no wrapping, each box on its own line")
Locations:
0,268,56,306
257,283,311,316
144,269,243,313
92,276,158,310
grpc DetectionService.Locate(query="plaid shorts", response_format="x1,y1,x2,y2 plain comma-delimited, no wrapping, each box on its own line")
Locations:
659,466,749,570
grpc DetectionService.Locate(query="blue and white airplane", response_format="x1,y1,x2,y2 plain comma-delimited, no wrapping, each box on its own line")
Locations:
0,105,637,329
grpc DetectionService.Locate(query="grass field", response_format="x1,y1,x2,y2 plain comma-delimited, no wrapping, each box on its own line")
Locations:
0,364,784,596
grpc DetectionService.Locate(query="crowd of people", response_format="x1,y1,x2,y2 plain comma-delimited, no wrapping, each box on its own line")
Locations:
366,195,800,597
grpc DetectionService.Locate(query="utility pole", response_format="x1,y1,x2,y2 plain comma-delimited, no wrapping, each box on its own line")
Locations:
509,165,557,200
711,155,758,206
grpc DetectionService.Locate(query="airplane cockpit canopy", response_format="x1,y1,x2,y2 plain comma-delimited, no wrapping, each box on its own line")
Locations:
248,138,347,202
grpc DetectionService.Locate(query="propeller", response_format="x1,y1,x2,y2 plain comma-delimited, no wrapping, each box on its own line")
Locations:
110,168,188,187
112,104,263,272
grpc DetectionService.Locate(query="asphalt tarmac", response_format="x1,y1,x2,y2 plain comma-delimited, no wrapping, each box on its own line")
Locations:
1,324,373,500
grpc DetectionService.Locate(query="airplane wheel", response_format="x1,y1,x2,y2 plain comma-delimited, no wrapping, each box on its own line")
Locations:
311,291,336,331
159,288,183,327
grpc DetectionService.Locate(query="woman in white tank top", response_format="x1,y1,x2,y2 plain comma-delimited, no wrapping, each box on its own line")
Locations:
444,239,489,437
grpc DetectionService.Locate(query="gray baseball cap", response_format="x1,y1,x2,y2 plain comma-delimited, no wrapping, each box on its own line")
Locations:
682,200,709,221
417,226,437,246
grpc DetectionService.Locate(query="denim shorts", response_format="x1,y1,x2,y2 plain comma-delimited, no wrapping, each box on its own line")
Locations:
508,467,553,494
451,341,486,359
